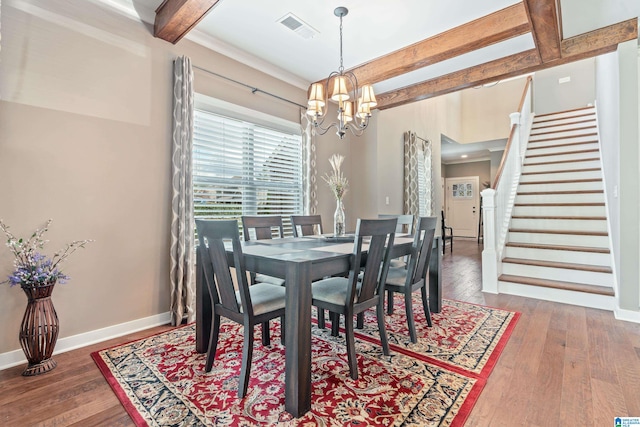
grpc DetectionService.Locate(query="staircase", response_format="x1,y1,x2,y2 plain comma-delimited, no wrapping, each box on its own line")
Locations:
498,106,616,310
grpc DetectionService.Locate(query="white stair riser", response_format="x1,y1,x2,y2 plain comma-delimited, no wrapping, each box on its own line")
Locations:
527,135,598,148
525,151,600,164
529,129,598,141
508,231,609,247
503,246,612,266
522,160,601,174
532,114,596,128
501,263,613,286
526,142,600,156
513,205,607,217
518,181,603,192
534,109,595,121
530,121,596,134
515,193,604,204
520,171,602,182
510,218,608,232
497,281,614,311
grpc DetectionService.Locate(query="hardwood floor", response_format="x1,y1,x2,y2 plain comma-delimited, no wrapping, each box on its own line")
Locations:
1,238,639,426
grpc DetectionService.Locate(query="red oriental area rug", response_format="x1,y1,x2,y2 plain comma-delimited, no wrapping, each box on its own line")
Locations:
92,299,518,426
351,297,520,378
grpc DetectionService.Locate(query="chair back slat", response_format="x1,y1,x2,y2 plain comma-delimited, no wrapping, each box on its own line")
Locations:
241,215,284,241
406,216,437,288
291,215,323,237
352,218,397,303
196,219,251,316
378,214,414,234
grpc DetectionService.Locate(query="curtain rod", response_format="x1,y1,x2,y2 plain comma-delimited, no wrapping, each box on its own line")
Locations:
192,65,307,109
409,131,430,144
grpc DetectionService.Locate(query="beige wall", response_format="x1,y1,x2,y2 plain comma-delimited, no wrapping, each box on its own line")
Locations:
460,78,526,143
0,0,307,354
374,92,463,222
533,57,596,115
445,161,491,190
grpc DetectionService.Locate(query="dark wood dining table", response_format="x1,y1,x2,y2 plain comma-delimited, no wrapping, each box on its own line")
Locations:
195,234,441,417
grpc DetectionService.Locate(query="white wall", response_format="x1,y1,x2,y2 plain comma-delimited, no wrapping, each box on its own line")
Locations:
533,58,596,114
595,51,621,291
616,39,640,312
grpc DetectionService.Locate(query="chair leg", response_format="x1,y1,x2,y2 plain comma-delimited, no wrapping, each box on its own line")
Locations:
450,237,453,253
387,290,394,315
344,313,358,380
317,308,326,329
356,312,364,329
376,302,390,357
261,321,270,346
330,312,340,337
420,285,433,327
405,290,417,343
205,314,221,372
238,323,254,398
280,315,286,346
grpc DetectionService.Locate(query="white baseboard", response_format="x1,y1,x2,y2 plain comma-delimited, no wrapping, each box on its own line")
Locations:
614,306,640,324
0,312,171,371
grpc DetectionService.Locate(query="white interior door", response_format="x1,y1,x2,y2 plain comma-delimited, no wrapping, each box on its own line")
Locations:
445,176,480,238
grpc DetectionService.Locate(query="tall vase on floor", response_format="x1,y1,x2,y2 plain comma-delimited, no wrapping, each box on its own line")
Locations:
20,282,59,376
334,197,345,236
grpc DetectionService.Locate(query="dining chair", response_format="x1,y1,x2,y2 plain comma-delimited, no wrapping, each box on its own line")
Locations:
378,214,414,268
384,216,437,343
441,210,453,254
196,219,286,398
241,215,286,286
311,217,397,380
290,214,323,237
378,213,414,235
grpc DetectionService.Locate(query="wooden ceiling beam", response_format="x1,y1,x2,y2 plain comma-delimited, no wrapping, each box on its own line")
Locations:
336,3,531,86
561,18,638,57
375,50,541,110
523,0,561,62
154,0,221,44
376,17,637,110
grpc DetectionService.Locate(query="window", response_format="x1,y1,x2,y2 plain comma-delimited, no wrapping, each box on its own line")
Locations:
193,101,303,236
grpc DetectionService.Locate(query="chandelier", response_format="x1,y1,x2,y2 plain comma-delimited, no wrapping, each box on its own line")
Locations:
306,7,377,139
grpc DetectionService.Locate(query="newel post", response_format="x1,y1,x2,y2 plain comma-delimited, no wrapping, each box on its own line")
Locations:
481,188,499,293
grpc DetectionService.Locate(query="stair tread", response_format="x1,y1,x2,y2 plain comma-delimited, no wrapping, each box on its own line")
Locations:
517,190,603,195
530,125,597,137
498,274,615,296
511,215,606,220
526,148,599,159
527,140,598,151
531,119,596,130
514,202,605,206
509,228,608,236
529,132,598,143
533,112,595,125
502,257,612,273
519,178,602,184
505,242,610,253
524,157,600,166
521,168,601,176
534,106,595,118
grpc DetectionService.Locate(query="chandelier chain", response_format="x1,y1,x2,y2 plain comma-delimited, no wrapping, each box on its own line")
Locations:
339,14,344,73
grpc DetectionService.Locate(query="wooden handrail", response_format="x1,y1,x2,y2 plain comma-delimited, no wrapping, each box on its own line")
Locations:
492,124,517,189
517,76,533,113
491,76,533,189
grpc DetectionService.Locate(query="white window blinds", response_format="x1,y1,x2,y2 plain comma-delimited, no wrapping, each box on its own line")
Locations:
193,109,303,234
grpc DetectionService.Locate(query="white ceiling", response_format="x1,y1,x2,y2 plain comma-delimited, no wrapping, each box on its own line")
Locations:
128,0,639,94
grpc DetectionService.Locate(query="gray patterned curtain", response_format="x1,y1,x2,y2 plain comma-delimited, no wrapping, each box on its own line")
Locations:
301,110,318,215
169,56,195,326
404,131,433,218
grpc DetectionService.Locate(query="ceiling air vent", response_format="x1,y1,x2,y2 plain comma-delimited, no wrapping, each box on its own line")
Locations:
278,13,319,40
